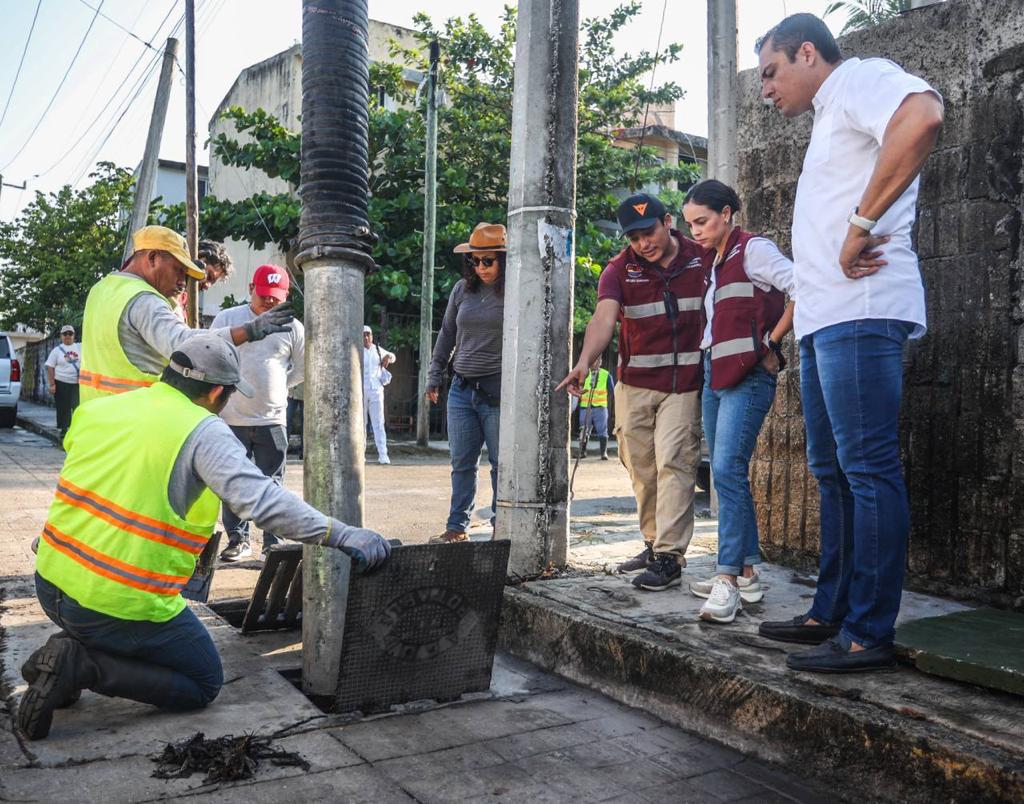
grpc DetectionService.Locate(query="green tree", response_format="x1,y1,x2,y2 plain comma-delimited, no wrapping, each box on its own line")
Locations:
824,0,911,35
0,162,134,332
157,2,701,345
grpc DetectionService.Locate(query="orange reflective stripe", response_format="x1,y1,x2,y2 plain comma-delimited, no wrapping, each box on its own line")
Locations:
55,478,206,555
79,370,154,394
41,524,190,596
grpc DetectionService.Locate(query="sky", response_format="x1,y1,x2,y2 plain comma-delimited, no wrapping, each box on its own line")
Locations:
0,0,846,223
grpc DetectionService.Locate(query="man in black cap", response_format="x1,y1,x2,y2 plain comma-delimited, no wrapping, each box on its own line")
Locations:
18,334,391,740
558,193,707,591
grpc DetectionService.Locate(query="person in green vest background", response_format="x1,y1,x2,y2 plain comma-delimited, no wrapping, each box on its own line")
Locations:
79,225,293,403
574,356,615,460
17,335,391,741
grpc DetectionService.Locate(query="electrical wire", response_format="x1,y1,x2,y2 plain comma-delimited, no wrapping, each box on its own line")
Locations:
35,0,178,180
75,0,160,52
0,0,44,132
631,0,670,190
0,0,106,173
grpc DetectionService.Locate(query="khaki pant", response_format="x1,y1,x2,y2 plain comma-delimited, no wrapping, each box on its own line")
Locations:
614,382,701,559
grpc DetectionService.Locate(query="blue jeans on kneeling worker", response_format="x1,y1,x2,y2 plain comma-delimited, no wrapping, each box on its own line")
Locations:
35,573,223,710
702,353,777,575
446,376,500,533
800,319,913,649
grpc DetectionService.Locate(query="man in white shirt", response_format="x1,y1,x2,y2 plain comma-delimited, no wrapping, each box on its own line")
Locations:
45,326,82,437
363,325,395,465
754,13,943,673
211,265,304,561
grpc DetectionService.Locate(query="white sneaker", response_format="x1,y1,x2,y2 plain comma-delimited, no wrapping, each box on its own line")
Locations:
690,569,764,603
699,577,742,624
378,456,391,465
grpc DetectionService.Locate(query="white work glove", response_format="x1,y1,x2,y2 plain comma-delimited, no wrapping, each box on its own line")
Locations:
244,304,294,341
323,518,391,573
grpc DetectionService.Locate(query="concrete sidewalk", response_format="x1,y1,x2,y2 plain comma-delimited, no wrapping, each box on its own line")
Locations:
14,399,59,446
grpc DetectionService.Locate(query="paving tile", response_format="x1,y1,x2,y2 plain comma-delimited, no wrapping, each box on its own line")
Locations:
607,725,703,757
373,742,509,784
484,722,597,762
647,740,747,779
516,748,632,801
676,768,772,802
731,758,827,802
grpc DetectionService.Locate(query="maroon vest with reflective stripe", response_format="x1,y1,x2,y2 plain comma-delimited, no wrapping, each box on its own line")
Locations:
704,228,786,390
611,231,707,394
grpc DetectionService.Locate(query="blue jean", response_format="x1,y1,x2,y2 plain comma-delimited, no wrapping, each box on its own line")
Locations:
446,377,500,532
702,353,777,574
579,405,609,438
222,424,287,549
36,573,223,710
800,319,912,648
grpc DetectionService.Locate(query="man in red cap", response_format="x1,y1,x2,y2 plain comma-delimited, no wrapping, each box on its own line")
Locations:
210,265,304,562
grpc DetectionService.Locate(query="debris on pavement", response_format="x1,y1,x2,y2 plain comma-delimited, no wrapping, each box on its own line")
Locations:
151,731,310,783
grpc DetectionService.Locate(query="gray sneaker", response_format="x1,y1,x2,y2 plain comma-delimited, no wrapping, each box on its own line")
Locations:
690,569,764,603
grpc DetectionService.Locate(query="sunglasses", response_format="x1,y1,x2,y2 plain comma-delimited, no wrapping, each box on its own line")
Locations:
470,257,497,267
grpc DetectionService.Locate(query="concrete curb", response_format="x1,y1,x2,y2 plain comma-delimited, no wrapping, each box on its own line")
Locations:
499,587,1024,804
15,414,61,447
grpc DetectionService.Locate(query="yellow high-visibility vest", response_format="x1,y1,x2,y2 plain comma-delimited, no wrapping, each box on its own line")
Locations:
580,368,610,407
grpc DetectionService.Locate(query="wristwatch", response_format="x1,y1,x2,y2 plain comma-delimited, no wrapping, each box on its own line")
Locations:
766,335,787,371
847,207,877,233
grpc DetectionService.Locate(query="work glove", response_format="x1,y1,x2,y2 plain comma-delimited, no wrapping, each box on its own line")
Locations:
323,518,391,573
244,303,294,341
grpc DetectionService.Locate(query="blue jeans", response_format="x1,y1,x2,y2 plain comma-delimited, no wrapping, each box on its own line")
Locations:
702,354,777,574
222,424,288,549
36,573,223,710
446,377,500,532
579,405,609,438
800,319,912,648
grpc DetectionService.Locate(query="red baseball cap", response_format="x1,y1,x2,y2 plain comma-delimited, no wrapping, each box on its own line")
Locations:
252,264,290,301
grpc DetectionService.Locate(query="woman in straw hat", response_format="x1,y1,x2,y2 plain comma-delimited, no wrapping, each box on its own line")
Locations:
425,222,507,543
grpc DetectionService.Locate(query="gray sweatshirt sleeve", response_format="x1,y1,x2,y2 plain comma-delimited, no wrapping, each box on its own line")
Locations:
287,320,305,388
124,293,233,360
182,417,330,543
426,282,463,388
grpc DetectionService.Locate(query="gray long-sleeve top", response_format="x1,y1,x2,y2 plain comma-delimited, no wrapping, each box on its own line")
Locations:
169,415,328,542
426,279,504,388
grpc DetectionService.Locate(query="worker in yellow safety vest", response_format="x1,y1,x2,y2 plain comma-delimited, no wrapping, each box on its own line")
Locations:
17,335,391,741
79,225,293,404
573,356,615,460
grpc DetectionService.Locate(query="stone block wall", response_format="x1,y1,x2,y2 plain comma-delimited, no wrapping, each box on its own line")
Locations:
737,0,1024,606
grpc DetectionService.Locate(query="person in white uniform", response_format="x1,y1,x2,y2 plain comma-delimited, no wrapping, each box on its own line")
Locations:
363,325,395,465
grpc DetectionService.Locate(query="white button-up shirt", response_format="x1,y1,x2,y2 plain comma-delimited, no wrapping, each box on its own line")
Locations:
792,57,941,340
363,343,395,394
701,237,796,350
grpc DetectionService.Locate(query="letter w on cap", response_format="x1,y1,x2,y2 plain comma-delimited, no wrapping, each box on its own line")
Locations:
633,202,648,216
266,273,282,284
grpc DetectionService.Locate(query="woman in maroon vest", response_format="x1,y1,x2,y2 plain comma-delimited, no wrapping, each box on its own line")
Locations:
682,180,796,624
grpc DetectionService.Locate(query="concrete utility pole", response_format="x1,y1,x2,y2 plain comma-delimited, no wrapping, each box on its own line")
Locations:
497,0,579,577
122,37,179,264
184,1,200,328
707,0,738,187
416,40,441,447
296,0,376,700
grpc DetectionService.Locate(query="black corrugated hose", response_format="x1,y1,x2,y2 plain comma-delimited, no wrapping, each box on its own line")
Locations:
298,0,377,265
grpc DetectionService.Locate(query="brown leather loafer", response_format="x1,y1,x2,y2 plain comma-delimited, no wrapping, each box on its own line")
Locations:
429,529,469,544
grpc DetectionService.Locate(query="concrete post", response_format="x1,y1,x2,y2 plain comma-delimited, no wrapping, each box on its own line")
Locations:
707,0,738,187
296,0,376,700
123,38,179,263
416,41,440,447
184,0,199,327
497,0,579,577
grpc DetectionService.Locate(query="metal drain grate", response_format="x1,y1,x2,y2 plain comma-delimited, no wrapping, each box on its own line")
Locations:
241,544,304,633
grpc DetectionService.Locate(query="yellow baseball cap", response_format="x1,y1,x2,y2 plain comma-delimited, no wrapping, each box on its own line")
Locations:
131,225,205,281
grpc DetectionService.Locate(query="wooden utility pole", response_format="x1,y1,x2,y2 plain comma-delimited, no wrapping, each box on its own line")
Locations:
184,0,200,327
416,40,440,447
123,37,180,264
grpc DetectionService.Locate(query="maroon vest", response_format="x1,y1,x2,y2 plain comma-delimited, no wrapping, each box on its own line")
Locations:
611,231,707,394
704,228,786,390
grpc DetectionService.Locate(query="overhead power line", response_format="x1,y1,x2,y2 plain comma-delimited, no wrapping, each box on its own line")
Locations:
0,0,44,132
0,0,107,173
75,0,160,52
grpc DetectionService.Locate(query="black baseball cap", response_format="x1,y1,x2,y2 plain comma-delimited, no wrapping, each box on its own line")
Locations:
616,193,668,234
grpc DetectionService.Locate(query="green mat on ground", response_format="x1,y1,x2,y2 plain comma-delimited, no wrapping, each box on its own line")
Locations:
896,608,1024,697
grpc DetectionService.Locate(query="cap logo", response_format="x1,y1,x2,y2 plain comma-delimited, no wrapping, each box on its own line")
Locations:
266,272,282,284
632,202,648,216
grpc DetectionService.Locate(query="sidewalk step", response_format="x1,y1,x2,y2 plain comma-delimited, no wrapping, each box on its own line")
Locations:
498,569,1024,803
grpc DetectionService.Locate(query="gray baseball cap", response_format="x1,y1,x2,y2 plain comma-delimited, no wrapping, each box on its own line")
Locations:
168,334,255,397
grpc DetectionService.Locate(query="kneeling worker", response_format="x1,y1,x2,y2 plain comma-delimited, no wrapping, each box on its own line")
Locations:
18,335,390,740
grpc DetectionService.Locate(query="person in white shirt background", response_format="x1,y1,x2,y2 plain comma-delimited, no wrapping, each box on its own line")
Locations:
363,325,396,465
211,264,304,562
754,13,943,673
45,325,82,437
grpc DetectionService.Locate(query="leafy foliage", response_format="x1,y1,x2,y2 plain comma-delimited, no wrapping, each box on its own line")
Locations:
824,0,911,35
0,162,135,332
152,2,701,343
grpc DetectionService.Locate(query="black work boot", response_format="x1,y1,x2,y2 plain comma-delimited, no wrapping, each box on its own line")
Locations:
617,541,655,573
599,437,609,460
21,632,81,708
17,637,97,740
